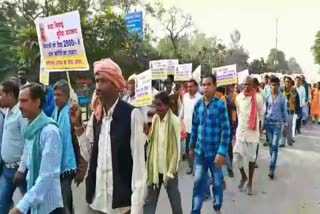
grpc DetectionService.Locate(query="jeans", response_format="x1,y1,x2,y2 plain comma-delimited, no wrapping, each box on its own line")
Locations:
225,132,233,171
266,122,282,173
191,153,224,213
61,174,74,214
0,165,27,214
144,173,183,214
280,114,294,146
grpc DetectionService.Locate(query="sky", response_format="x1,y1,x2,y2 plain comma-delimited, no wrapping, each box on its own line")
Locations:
152,0,320,78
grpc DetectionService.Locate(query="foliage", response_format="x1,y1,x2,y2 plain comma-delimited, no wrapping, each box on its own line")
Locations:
311,31,320,65
266,48,288,73
249,58,268,74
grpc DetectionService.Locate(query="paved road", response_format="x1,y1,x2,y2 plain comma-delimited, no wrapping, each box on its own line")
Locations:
14,123,320,214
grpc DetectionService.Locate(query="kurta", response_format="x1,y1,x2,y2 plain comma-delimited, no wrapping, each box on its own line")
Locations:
311,88,320,118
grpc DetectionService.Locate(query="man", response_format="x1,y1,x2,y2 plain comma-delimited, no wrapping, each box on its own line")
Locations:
301,75,311,124
280,77,300,147
252,78,265,164
123,74,136,106
52,80,87,214
165,78,181,116
225,84,238,177
295,76,306,134
70,58,146,214
189,74,231,214
17,67,29,87
264,75,271,99
10,83,63,214
233,77,264,195
179,79,202,175
144,92,182,214
0,79,27,214
265,76,288,179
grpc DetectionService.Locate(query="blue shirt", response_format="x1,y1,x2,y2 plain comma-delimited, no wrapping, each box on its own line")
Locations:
190,96,231,158
17,124,63,214
1,103,27,164
265,93,288,126
43,87,55,117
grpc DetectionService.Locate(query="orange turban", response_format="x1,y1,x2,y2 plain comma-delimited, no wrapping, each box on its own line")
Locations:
92,58,126,121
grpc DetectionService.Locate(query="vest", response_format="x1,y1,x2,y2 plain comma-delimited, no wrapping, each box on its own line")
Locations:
86,99,134,209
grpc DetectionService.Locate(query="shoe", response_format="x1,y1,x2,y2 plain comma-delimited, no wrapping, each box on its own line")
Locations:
279,144,285,148
297,130,301,135
288,143,293,146
268,171,274,180
263,142,268,146
254,162,259,168
292,139,295,143
186,168,193,175
227,169,234,177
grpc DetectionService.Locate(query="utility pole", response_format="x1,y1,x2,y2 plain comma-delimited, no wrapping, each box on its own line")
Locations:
274,18,278,72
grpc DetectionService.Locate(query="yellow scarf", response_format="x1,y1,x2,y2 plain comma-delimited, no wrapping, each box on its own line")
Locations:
283,88,295,112
147,109,179,187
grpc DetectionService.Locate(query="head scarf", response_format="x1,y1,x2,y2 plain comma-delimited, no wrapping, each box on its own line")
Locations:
92,58,126,121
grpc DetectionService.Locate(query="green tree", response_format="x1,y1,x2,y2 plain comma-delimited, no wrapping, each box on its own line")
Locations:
266,48,288,73
311,30,320,65
287,57,302,74
249,58,267,74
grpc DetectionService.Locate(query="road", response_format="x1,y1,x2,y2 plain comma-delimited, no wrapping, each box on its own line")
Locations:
14,123,320,214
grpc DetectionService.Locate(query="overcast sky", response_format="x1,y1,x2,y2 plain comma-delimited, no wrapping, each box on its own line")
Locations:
154,0,320,77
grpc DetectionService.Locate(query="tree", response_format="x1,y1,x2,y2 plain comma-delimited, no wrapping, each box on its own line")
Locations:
162,7,193,57
225,30,249,72
266,48,288,73
312,30,320,65
249,58,267,74
287,57,302,74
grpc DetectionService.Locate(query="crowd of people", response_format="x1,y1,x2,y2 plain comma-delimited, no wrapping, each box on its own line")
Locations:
0,58,319,214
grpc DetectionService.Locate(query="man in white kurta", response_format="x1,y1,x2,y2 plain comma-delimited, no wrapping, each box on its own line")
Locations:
233,77,264,195
71,58,146,214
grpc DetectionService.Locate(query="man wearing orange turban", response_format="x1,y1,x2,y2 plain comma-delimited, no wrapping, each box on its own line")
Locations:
71,58,147,214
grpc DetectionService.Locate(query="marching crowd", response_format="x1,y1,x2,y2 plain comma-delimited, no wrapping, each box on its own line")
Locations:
0,58,319,214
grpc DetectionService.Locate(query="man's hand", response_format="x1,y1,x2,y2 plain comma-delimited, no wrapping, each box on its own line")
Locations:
70,102,82,127
282,126,288,137
75,163,87,187
215,154,225,168
13,171,25,186
9,208,22,214
189,149,195,160
143,123,149,135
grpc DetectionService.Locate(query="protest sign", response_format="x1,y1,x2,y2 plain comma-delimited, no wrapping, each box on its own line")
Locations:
175,63,192,81
237,69,249,84
35,11,89,71
167,59,179,75
150,60,168,80
135,69,152,106
39,57,49,85
192,65,201,84
212,64,237,86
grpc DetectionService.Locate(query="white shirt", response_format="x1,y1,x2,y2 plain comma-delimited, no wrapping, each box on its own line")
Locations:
236,92,264,143
78,99,147,214
158,114,167,174
179,92,202,133
143,88,159,123
296,86,306,107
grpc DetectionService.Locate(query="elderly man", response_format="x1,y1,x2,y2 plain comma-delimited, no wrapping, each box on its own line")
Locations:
70,58,146,214
233,77,264,195
123,74,137,106
52,80,87,214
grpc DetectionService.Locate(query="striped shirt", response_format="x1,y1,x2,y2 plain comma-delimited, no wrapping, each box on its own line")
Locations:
190,96,231,158
17,124,63,214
